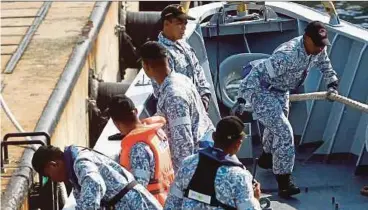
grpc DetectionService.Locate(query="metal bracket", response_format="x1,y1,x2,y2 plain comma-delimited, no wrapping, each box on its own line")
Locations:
115,24,126,36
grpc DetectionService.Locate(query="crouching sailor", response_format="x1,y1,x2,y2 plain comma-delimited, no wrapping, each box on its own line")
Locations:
107,94,175,206
32,145,162,209
164,116,261,210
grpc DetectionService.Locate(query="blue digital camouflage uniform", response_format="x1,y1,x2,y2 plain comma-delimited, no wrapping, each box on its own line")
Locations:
129,142,156,187
237,36,338,175
164,152,261,210
156,72,215,172
154,32,211,106
68,146,162,210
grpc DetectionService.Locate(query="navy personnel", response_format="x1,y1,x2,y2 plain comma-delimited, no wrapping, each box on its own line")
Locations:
152,4,212,111
107,94,174,205
32,145,162,209
234,21,339,197
164,116,261,210
140,41,215,172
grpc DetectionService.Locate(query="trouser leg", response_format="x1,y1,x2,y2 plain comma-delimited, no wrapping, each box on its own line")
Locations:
251,91,295,175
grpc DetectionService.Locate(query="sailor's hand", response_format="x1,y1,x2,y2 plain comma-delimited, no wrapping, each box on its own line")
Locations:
327,87,338,95
253,181,261,200
201,96,210,112
230,98,247,116
326,81,338,102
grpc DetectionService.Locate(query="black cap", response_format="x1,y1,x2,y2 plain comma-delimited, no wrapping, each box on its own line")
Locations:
32,145,63,175
215,116,245,141
305,21,331,47
139,41,168,60
161,4,195,21
108,94,136,120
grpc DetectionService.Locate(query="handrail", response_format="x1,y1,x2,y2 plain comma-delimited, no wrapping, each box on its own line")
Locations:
1,2,112,209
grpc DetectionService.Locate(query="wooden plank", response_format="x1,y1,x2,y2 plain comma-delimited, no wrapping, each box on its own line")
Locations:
1,177,12,193
1,55,11,71
1,18,34,27
1,27,28,36
0,2,43,10
1,45,18,55
1,9,39,18
51,2,95,8
1,36,23,45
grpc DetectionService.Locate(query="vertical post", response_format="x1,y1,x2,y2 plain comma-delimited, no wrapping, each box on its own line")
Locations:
180,1,191,13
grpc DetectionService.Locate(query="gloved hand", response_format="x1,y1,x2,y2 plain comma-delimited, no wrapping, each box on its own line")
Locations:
230,98,255,123
327,81,338,92
326,81,338,101
230,98,247,116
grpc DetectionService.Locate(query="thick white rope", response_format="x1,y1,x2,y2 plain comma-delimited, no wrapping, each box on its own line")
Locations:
290,91,368,113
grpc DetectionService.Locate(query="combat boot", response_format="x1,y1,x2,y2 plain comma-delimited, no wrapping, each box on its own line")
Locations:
275,174,300,198
258,151,272,169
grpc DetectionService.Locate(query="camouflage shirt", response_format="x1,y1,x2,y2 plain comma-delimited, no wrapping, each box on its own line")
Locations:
152,32,211,104
164,152,261,210
68,146,162,210
238,35,338,99
156,72,215,172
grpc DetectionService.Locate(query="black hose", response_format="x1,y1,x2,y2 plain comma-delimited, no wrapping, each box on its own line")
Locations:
215,8,223,103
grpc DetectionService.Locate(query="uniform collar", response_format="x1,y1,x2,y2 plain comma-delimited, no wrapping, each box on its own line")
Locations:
157,72,175,98
158,32,177,46
299,36,308,57
299,36,313,58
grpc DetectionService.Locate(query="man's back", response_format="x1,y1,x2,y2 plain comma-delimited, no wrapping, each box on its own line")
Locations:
164,154,260,210
70,146,162,209
156,73,214,171
245,36,337,91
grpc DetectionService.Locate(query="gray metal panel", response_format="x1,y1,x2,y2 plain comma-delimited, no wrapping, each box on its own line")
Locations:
202,18,297,37
327,44,367,154
357,136,368,168
204,31,298,77
188,25,221,125
236,123,252,159
299,34,340,145
351,96,368,156
315,39,358,155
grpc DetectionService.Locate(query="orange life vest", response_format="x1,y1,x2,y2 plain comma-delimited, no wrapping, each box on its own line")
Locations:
120,116,175,205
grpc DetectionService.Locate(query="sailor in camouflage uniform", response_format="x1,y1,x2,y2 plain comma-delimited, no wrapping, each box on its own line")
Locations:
233,21,339,197
140,41,215,172
164,116,262,210
107,94,168,188
152,4,212,111
32,145,162,210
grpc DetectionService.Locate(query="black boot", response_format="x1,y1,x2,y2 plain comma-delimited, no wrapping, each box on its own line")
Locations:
275,174,300,198
258,151,272,169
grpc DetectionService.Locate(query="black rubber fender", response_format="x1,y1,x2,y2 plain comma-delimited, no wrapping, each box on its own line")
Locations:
126,11,162,48
96,81,131,112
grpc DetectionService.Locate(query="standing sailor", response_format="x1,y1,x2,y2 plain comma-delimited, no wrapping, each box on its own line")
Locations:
152,4,212,111
140,41,215,172
233,21,339,197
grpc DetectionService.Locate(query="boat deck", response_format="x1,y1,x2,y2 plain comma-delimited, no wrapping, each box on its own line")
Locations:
0,1,95,195
251,143,368,210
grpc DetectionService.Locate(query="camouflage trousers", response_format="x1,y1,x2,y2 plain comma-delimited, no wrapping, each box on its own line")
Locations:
251,89,295,175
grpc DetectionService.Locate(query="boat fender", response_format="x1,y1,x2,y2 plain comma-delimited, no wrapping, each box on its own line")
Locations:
126,11,162,48
361,186,368,197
